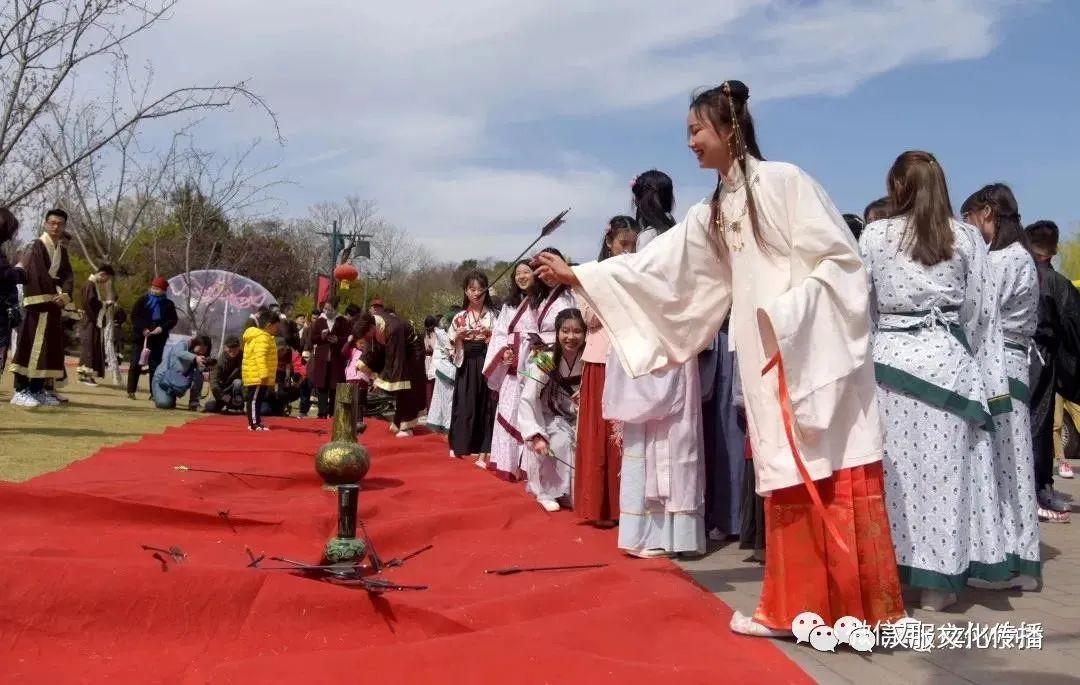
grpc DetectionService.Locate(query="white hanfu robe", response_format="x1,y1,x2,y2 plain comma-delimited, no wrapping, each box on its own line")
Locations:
601,225,707,556
576,159,885,495
861,217,1012,591
483,299,537,479
425,326,455,434
519,351,582,504
534,286,577,345
988,241,1041,578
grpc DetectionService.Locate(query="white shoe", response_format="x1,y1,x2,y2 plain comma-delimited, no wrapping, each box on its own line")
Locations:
474,458,487,469
395,430,413,438
11,391,37,407
919,589,957,612
729,611,793,638
538,499,560,512
625,548,672,559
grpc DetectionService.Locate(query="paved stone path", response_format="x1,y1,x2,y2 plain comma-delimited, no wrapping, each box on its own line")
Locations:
678,470,1080,684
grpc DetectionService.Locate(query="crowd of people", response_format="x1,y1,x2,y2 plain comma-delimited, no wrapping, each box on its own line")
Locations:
2,77,1079,642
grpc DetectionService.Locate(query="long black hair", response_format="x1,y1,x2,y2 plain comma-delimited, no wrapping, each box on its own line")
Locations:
690,80,767,255
532,247,565,305
503,259,536,308
631,171,676,235
545,308,585,417
459,269,495,311
598,215,640,261
960,183,1031,253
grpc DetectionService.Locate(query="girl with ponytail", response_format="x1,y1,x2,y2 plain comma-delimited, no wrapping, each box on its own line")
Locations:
535,79,904,638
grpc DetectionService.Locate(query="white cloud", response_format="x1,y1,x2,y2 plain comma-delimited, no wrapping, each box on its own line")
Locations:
108,0,1029,262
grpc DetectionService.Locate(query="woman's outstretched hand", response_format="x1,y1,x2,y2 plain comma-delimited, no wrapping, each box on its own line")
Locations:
532,252,579,288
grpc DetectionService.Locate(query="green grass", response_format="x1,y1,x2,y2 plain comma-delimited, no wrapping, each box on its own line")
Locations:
0,364,198,482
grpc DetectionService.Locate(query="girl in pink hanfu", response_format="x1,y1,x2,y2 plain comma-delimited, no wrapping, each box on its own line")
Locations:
483,260,539,481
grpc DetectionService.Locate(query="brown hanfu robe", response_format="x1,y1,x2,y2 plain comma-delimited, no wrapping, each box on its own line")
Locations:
78,276,114,378
360,314,427,431
10,234,73,380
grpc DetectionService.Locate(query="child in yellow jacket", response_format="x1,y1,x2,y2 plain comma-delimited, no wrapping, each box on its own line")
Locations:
242,309,280,431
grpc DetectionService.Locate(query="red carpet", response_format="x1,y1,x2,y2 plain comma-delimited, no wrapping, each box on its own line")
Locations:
0,416,811,684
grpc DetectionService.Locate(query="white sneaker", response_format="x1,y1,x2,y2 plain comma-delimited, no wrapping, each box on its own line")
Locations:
395,430,413,438
11,391,37,407
538,499,560,512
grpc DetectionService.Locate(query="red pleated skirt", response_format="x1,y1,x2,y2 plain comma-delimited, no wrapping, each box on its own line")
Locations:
753,462,905,630
573,362,621,522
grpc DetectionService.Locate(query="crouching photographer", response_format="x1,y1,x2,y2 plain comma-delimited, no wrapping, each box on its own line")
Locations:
204,335,244,414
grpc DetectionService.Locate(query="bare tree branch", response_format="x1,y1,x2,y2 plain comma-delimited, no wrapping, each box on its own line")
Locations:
0,0,280,208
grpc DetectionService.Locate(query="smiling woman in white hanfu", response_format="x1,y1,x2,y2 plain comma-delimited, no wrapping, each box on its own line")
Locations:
535,80,905,639
483,261,539,481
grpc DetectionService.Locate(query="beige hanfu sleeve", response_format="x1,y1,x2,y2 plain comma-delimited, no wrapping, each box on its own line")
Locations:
572,204,733,378
753,167,874,435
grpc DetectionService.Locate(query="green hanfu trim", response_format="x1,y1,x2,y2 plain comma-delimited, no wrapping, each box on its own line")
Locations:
988,393,1014,417
1008,377,1031,405
874,363,994,431
435,370,455,385
899,554,1041,593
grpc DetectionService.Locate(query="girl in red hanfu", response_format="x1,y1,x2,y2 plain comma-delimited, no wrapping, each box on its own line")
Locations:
575,217,637,527
535,79,905,637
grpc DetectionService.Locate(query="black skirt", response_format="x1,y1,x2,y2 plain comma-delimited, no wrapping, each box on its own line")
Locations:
448,341,495,456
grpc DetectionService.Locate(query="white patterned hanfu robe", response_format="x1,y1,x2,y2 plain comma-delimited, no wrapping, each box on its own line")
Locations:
483,299,537,479
861,217,1012,592
425,327,456,434
518,351,582,504
601,225,707,557
988,242,1041,579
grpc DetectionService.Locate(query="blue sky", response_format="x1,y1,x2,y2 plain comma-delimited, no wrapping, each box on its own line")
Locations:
120,0,1078,264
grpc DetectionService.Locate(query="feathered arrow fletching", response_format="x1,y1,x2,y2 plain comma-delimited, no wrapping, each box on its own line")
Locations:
488,208,572,290
539,209,570,237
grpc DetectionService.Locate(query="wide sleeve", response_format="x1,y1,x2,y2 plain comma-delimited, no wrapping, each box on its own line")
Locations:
755,167,875,433
58,250,74,303
572,203,732,378
81,281,101,320
959,227,1011,414
483,306,511,390
516,362,550,443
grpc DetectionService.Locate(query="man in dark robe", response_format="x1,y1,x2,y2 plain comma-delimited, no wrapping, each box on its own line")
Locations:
307,300,349,418
127,276,178,400
1027,220,1080,521
77,264,116,385
356,312,427,437
9,209,74,406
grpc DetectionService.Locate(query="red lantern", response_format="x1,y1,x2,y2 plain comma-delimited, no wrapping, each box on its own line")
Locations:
334,263,359,290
